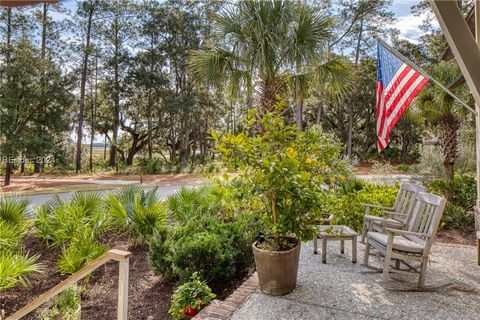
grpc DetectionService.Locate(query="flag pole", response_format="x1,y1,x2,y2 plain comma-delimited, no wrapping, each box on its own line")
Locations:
378,38,477,116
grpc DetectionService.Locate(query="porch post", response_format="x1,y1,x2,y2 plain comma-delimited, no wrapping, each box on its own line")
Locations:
429,0,480,231
476,2,480,219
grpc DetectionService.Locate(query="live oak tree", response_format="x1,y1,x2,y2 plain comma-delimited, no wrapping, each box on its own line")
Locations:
0,41,72,186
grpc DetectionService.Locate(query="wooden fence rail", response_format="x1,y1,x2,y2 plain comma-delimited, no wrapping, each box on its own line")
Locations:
5,249,131,320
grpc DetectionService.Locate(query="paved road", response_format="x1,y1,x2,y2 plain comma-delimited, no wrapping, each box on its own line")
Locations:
16,174,418,212
21,184,197,213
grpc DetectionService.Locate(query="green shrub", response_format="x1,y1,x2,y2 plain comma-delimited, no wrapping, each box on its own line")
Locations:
169,273,216,320
138,157,164,174
397,164,410,173
106,185,168,244
370,160,396,175
325,182,398,232
36,285,81,320
427,175,476,228
149,215,258,288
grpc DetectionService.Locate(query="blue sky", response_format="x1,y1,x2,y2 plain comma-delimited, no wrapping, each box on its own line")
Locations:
56,0,432,43
389,0,439,43
54,0,433,45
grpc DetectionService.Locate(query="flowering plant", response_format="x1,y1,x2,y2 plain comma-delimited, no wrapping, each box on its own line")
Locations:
213,102,350,250
169,272,216,319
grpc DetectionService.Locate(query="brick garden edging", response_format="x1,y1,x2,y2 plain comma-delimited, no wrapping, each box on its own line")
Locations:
193,272,259,320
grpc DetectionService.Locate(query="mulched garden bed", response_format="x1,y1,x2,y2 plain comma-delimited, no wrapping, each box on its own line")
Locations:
0,234,252,320
437,225,477,246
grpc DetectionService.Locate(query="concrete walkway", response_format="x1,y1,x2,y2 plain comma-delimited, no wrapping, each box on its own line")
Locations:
231,240,480,320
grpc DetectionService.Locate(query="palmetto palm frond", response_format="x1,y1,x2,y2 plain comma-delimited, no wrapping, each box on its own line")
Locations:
57,238,107,275
167,186,221,225
0,251,42,290
0,220,27,253
106,185,167,243
190,0,347,114
0,196,29,226
114,185,145,204
309,56,352,99
33,193,109,247
285,4,333,68
70,192,104,216
413,62,467,124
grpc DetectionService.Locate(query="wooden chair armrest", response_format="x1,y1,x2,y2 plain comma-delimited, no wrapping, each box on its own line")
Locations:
385,228,430,238
362,203,394,211
365,212,405,220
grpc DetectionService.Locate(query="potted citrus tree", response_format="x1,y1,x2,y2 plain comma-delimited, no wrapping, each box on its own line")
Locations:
213,102,349,296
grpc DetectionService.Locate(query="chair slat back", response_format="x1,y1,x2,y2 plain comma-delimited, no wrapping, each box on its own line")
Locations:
391,183,425,223
405,192,446,251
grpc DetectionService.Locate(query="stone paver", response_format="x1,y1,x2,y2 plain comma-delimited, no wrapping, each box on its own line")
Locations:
231,241,480,320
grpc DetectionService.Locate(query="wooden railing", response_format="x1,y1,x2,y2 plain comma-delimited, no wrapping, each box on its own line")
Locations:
6,249,131,320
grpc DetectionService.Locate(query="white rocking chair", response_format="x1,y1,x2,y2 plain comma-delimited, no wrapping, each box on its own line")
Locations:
361,183,425,243
363,192,447,288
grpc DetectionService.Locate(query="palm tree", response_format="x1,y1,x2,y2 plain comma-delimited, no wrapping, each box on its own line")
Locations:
414,62,469,199
189,0,350,129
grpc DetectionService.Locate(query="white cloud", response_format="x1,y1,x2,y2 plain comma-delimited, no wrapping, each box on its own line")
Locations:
392,13,439,43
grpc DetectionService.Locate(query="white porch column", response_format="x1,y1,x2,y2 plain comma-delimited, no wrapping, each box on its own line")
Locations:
476,2,480,213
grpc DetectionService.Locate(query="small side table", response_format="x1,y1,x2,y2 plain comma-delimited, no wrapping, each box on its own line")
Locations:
313,225,358,264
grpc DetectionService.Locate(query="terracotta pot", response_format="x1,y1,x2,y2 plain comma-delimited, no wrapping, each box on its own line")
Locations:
252,237,301,296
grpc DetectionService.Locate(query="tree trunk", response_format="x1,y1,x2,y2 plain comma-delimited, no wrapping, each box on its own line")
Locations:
347,18,364,157
89,56,98,172
34,162,40,174
260,76,284,115
2,10,12,187
443,162,454,199
41,3,47,60
104,135,107,160
180,114,190,166
76,5,94,173
346,107,353,156
147,35,154,159
316,103,323,125
401,131,408,163
20,156,25,174
126,144,136,165
294,76,303,131
6,7,11,64
4,162,11,186
439,114,459,200
37,3,48,174
109,17,120,167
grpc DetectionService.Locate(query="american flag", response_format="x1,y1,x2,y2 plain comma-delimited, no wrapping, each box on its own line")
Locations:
376,42,429,152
